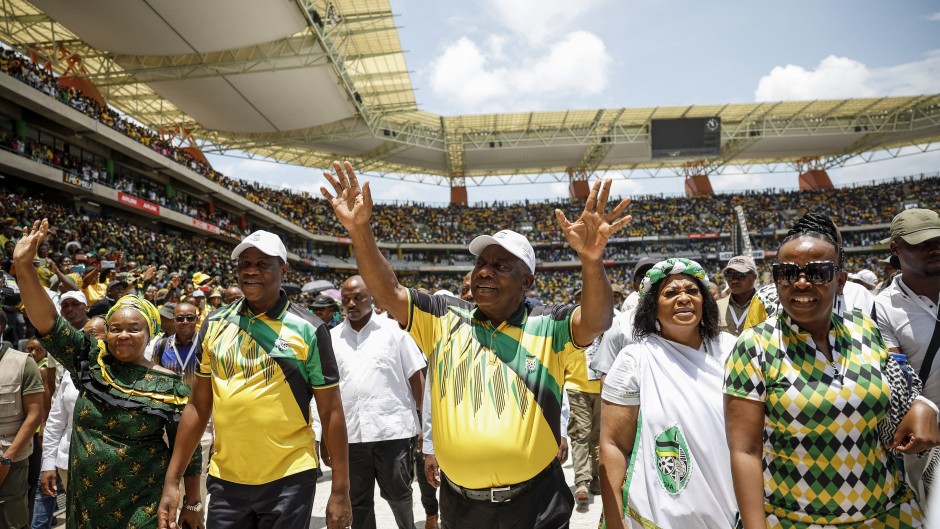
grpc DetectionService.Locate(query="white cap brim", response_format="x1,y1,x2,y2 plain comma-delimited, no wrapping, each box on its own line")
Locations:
468,235,535,273
230,241,287,262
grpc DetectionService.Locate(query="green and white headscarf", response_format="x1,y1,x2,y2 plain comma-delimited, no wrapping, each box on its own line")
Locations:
638,258,710,299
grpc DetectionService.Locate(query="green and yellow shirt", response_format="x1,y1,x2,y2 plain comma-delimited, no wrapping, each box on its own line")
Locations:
407,289,582,489
196,291,338,485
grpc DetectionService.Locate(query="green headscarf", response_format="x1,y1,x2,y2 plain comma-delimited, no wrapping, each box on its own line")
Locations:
639,258,710,299
105,294,161,338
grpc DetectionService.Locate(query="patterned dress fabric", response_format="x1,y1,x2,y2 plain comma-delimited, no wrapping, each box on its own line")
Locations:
724,309,924,528
40,316,201,529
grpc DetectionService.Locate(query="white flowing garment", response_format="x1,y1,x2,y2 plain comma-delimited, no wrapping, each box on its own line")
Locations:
612,333,738,529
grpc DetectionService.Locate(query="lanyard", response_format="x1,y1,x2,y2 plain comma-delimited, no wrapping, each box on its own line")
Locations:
728,303,748,331
897,279,940,324
170,336,196,370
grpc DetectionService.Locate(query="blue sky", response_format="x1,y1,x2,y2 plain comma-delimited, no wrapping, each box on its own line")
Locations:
207,0,940,204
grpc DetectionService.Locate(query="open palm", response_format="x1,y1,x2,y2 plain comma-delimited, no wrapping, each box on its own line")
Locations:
555,179,631,261
321,160,373,230
13,219,50,264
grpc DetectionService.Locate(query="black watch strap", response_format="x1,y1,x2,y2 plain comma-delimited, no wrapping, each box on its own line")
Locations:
0,456,12,466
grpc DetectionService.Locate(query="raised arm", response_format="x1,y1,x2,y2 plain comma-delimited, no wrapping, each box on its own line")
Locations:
321,161,410,324
13,219,56,336
557,180,632,346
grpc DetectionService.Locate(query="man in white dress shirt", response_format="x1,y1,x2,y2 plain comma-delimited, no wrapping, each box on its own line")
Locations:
875,208,940,501
331,275,426,529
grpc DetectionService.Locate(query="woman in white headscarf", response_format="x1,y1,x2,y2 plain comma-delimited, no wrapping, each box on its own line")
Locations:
599,258,738,528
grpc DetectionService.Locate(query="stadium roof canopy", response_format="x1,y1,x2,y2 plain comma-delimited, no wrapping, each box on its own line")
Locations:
2,0,940,186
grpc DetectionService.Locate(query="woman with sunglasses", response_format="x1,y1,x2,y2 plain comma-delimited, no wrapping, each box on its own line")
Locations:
13,219,204,529
724,223,940,529
599,258,738,528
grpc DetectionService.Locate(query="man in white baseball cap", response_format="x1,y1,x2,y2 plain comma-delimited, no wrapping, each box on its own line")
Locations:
468,229,536,274
322,160,631,529
230,230,288,262
58,290,88,332
160,229,352,529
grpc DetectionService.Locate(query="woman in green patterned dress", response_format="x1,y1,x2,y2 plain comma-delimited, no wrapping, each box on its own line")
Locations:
14,219,203,529
724,221,940,529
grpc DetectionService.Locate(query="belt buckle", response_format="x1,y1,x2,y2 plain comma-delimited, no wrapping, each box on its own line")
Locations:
490,485,511,502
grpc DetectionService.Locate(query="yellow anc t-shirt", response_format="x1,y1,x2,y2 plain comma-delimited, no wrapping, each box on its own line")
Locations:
195,292,339,485
563,345,601,394
406,289,582,489
84,282,107,305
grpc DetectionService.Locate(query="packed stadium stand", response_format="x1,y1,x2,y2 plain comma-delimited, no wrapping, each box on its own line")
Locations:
0,46,935,304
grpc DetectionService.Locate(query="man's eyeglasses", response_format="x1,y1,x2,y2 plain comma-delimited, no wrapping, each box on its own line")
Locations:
724,271,751,281
772,261,838,286
175,315,198,323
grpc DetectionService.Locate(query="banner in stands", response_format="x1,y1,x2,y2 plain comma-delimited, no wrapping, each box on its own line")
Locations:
688,233,719,239
192,218,221,235
62,171,93,191
118,192,160,215
719,250,765,261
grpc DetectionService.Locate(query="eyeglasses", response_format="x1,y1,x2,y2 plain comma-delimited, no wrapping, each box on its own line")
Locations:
174,315,198,323
724,271,751,281
772,261,838,286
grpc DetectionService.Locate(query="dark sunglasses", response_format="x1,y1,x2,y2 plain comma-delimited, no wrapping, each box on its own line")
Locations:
174,315,198,323
772,261,838,286
724,271,751,281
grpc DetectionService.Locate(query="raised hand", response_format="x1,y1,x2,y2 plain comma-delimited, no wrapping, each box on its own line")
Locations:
13,219,50,265
555,180,632,261
321,160,373,231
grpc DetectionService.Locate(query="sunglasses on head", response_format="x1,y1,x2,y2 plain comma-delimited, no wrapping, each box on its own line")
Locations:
772,261,838,286
175,315,198,323
724,271,751,281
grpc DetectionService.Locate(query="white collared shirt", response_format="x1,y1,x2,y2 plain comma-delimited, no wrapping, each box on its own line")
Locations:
41,373,78,471
876,276,940,405
331,313,426,443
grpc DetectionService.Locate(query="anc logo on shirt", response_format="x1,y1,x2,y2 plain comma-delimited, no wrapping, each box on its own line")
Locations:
524,353,537,373
653,425,692,495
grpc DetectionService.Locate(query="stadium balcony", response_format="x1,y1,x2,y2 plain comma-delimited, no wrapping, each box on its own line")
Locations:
0,47,936,291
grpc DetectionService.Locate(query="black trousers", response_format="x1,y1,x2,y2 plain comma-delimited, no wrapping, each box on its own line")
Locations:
440,460,573,529
414,445,438,517
349,438,415,529
205,469,317,529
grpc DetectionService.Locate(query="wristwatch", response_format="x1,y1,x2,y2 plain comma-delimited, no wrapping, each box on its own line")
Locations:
0,455,12,466
183,501,203,512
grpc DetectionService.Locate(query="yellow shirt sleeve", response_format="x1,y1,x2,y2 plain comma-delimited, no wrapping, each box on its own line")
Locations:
743,296,768,330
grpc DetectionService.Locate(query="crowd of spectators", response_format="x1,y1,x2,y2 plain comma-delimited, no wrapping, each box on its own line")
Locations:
0,45,925,305
0,46,936,247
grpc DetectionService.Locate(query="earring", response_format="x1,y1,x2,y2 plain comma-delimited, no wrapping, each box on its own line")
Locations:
654,320,661,332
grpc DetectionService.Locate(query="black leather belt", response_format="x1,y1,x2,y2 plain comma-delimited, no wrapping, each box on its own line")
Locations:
444,459,558,503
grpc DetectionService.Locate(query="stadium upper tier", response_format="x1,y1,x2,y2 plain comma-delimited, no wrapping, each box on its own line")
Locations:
0,45,935,256
1,0,938,183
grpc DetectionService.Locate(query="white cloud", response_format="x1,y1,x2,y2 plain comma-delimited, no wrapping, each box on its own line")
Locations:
484,0,599,45
428,31,611,112
755,51,940,101
925,12,940,21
